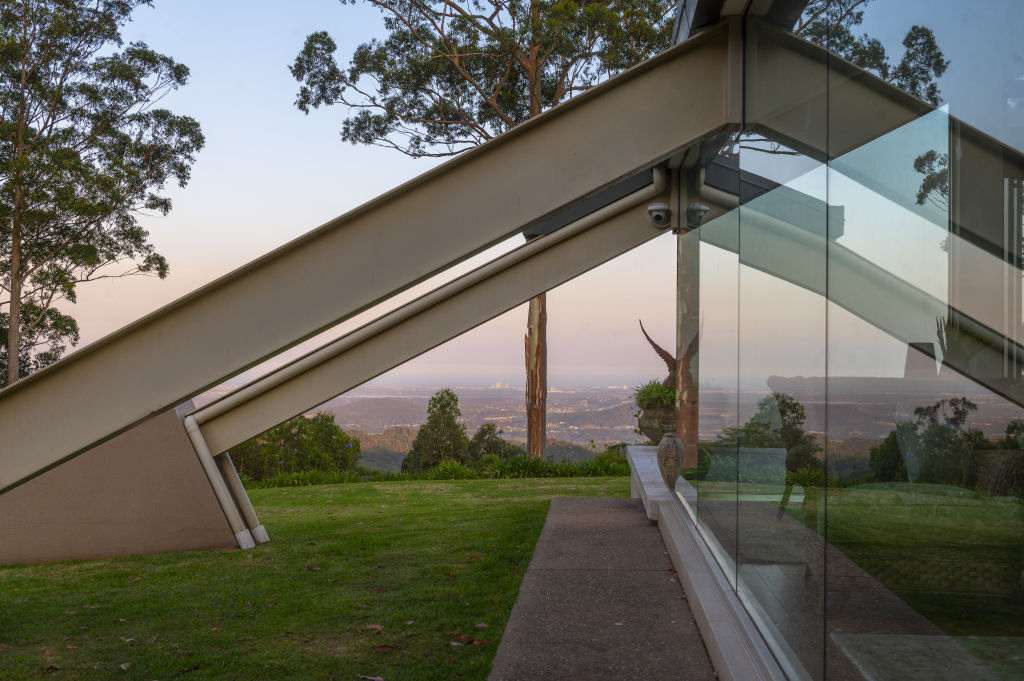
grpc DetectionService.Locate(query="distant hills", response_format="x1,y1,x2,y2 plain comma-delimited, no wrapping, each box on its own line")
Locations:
319,386,640,447
348,426,418,472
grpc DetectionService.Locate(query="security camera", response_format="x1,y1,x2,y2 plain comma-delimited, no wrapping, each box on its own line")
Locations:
686,203,710,229
647,203,671,229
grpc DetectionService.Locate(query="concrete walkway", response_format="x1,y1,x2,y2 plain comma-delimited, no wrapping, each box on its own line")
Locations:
488,497,716,681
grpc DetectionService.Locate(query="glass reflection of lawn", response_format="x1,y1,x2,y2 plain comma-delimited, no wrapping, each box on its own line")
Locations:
688,393,1024,679
825,482,1023,634
692,473,1024,678
827,482,1024,681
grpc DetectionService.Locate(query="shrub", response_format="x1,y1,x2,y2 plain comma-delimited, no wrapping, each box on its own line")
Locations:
248,469,362,488
577,451,631,476
633,379,675,410
681,445,712,482
362,468,413,482
231,413,361,481
420,459,478,480
787,466,826,488
243,447,632,488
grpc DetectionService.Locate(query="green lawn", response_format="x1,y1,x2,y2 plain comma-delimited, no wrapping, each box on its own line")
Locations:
0,477,629,680
823,482,1024,638
694,479,1024,636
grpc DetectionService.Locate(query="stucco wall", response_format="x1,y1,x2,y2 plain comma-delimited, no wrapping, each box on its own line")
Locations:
0,407,235,565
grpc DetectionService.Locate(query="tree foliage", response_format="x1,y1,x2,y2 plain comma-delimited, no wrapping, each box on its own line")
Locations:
910,397,984,487
869,426,910,482
231,412,361,481
403,388,469,472
799,3,952,227
0,0,204,386
796,0,949,106
870,397,987,488
468,422,525,461
719,392,822,473
292,0,674,462
401,388,525,472
291,0,675,157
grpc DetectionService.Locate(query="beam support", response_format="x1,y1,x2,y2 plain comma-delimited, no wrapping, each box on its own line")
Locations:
0,25,738,495
196,182,672,455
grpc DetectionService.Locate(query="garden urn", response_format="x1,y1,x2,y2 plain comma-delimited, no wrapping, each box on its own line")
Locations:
657,431,684,490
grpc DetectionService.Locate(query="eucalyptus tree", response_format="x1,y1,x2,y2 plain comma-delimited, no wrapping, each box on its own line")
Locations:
291,0,675,457
736,0,948,159
797,0,948,106
0,0,204,386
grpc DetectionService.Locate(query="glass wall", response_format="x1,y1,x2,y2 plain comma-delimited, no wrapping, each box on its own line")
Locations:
684,4,1024,680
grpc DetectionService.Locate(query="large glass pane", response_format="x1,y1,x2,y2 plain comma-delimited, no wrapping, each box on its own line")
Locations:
697,206,740,588
725,16,832,679
824,3,1024,680
736,139,828,681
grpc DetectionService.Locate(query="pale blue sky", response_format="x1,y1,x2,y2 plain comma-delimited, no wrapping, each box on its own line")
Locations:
57,0,680,389
54,0,1024,390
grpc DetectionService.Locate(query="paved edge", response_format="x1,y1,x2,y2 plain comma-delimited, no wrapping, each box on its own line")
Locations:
630,446,790,681
487,496,716,681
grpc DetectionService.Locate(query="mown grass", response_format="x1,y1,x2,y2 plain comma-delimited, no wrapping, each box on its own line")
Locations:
822,482,1024,638
694,478,1024,638
0,477,629,680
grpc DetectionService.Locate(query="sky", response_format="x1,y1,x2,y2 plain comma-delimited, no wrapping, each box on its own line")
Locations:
45,0,1024,393
57,0,676,389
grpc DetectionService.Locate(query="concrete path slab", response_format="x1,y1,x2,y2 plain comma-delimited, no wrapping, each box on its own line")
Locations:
488,497,716,681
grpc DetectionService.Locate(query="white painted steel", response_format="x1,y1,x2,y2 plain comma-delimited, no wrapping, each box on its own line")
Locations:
0,25,737,495
183,416,255,550
199,177,671,455
192,170,665,435
216,452,268,544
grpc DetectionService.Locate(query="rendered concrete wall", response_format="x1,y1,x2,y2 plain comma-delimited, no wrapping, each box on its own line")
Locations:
0,406,235,565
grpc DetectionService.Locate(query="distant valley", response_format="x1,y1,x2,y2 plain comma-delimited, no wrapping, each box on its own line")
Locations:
200,378,1024,473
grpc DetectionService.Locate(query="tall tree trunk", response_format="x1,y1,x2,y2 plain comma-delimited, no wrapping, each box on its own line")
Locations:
525,293,546,457
524,29,547,458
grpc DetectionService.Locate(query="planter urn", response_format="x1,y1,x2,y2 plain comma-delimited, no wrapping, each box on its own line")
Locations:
638,406,677,444
656,431,684,491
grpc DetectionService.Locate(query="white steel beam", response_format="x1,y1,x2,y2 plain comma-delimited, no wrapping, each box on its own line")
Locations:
0,24,740,494
196,179,671,455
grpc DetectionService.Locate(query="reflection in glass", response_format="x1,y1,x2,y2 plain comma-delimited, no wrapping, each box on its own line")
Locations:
823,4,1024,679
685,6,1024,680
825,109,1024,681
696,208,740,589
736,142,827,680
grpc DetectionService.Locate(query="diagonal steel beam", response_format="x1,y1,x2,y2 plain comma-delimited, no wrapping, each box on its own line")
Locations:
194,175,671,455
745,20,933,161
0,23,741,494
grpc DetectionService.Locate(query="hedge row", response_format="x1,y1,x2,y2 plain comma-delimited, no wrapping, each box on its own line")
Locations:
242,451,630,488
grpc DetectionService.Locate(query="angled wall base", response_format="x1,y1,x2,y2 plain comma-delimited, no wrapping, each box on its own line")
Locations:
0,405,239,565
